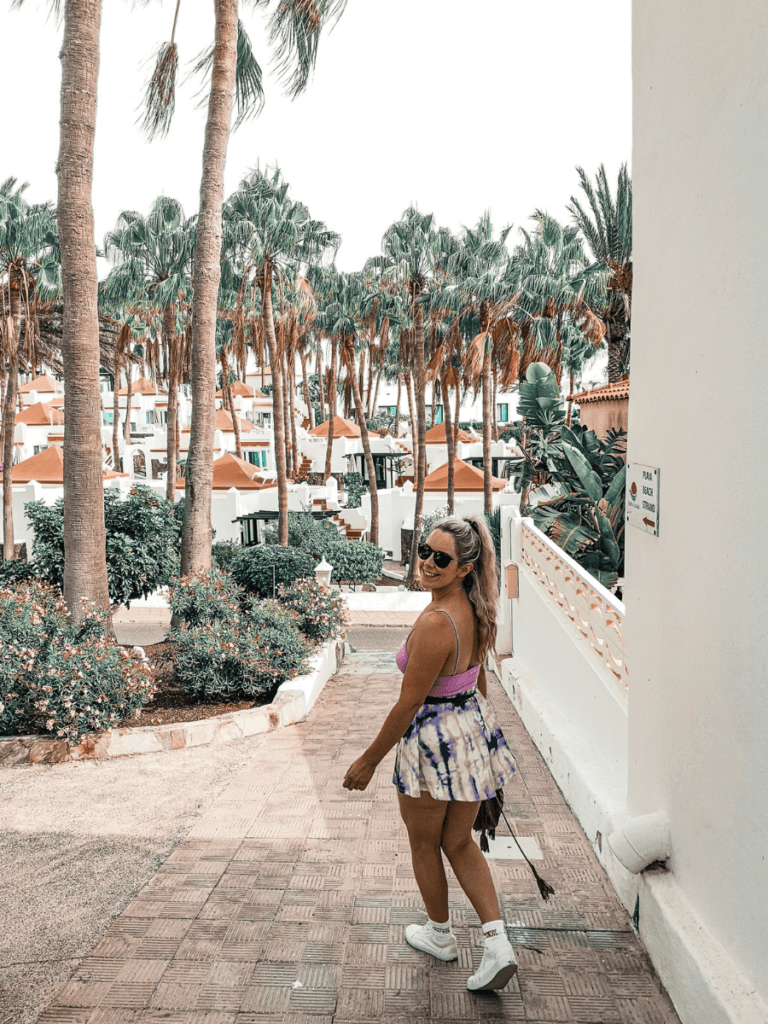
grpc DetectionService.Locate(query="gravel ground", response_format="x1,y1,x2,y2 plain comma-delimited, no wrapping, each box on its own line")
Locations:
346,625,411,651
0,738,268,1024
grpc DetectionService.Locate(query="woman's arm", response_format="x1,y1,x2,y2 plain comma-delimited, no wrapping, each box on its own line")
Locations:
342,612,455,791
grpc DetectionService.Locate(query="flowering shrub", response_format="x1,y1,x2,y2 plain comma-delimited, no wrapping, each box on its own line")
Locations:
170,605,309,701
231,545,316,598
276,578,346,646
211,540,241,573
167,567,242,626
0,560,38,586
0,581,155,741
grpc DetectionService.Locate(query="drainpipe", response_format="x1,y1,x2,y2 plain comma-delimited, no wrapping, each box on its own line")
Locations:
608,812,671,873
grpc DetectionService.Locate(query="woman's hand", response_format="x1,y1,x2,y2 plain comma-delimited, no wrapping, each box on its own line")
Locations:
343,753,377,791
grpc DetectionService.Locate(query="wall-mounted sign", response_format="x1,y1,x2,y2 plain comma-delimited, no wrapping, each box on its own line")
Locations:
626,463,660,536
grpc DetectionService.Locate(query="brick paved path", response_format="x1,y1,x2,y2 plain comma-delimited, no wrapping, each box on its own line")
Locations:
39,651,680,1024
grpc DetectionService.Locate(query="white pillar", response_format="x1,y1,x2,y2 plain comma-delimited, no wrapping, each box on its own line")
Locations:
629,1,768,1018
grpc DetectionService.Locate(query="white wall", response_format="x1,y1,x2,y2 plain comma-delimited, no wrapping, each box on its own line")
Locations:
629,2,768,1018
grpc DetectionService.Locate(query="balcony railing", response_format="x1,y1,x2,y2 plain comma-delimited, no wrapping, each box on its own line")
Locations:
519,519,628,690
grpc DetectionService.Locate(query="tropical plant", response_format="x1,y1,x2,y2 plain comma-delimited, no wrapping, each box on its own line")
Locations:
25,487,181,608
568,164,632,382
262,508,338,559
102,196,195,496
342,471,367,509
211,540,241,573
0,579,155,741
222,167,340,545
0,179,59,562
276,577,346,646
511,362,567,508
167,566,242,626
531,424,627,587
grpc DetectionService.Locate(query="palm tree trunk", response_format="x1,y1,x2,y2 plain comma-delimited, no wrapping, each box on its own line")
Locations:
366,346,374,419
395,373,402,433
492,364,499,441
2,337,18,561
441,376,455,516
179,0,237,576
286,351,298,476
348,339,379,545
324,337,336,482
260,264,289,544
112,351,121,473
301,353,313,427
566,370,575,428
371,367,382,419
282,357,293,476
358,346,366,419
317,347,326,423
58,0,111,617
404,370,417,473
124,365,133,445
407,290,427,586
607,323,622,384
164,304,178,498
482,334,493,514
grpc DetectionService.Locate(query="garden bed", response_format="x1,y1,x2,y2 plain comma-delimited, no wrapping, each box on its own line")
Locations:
0,638,345,767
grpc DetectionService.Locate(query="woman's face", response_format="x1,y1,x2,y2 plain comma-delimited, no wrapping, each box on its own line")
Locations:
418,529,472,590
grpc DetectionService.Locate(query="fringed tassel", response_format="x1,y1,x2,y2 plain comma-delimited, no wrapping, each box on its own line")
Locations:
499,809,555,902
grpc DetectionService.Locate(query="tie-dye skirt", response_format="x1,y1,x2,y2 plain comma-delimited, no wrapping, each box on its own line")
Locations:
392,690,517,802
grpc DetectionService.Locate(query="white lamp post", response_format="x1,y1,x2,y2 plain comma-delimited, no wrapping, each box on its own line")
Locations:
315,558,333,587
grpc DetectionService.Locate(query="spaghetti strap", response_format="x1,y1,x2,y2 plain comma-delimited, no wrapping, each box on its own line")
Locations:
432,609,461,675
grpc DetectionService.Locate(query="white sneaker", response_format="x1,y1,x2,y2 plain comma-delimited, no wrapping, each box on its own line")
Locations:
404,921,458,961
467,933,518,991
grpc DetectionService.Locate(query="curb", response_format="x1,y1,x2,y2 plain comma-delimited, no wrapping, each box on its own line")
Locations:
0,639,345,767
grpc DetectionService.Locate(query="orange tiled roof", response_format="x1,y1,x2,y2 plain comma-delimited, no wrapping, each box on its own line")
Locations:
308,415,361,439
4,444,64,483
117,377,167,396
423,423,474,444
15,401,65,426
215,380,256,399
212,452,276,490
18,373,60,394
423,458,505,493
567,379,630,404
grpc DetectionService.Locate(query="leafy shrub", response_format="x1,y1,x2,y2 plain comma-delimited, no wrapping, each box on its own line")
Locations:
0,580,155,741
342,471,367,509
211,541,241,574
420,506,451,540
277,578,346,646
262,508,338,559
231,544,316,598
170,603,309,701
167,567,242,626
324,540,384,588
0,560,38,586
25,486,181,607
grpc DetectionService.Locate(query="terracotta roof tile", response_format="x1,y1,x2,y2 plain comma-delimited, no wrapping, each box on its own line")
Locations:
423,423,474,444
308,415,361,439
18,373,60,394
424,458,505,492
116,377,167,396
212,452,277,490
15,401,65,426
567,379,630,404
4,444,64,483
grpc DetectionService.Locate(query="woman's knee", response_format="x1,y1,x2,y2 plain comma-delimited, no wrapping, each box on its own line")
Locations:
441,831,475,861
408,832,442,859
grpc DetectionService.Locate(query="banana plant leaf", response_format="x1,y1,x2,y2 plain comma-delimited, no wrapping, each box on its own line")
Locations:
562,443,604,502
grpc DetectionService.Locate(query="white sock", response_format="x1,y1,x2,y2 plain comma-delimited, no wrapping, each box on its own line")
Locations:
428,916,452,936
482,918,506,942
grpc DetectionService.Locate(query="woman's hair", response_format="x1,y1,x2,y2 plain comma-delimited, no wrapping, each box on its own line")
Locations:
429,515,498,660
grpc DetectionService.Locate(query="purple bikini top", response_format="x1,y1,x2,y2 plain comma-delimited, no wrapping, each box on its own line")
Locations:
396,608,481,698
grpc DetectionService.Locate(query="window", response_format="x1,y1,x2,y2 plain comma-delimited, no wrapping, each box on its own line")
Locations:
261,451,267,467
104,411,113,424
247,451,260,466
378,405,397,417
34,446,43,455
435,404,443,424
496,403,509,423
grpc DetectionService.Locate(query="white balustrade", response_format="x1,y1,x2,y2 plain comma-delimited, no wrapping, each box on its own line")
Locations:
519,519,628,689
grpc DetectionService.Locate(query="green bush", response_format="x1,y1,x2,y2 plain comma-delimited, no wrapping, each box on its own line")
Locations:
167,567,242,627
0,560,38,586
231,545,316,598
324,540,384,588
170,603,309,701
342,471,367,509
262,509,338,559
0,580,156,741
211,540,241,573
25,486,181,607
277,578,347,646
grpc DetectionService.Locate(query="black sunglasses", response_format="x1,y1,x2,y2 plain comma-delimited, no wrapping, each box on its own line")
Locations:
418,542,455,569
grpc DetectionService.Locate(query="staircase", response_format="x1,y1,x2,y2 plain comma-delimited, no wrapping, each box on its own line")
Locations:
294,455,312,479
331,514,364,541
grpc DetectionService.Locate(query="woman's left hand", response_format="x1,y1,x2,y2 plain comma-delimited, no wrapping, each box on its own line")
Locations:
343,754,377,791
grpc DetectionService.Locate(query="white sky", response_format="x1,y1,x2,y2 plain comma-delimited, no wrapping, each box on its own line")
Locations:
1,0,631,275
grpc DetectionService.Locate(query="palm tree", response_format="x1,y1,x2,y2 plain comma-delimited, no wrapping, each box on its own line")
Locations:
223,167,339,544
0,180,59,560
370,208,443,583
103,196,195,499
567,164,632,382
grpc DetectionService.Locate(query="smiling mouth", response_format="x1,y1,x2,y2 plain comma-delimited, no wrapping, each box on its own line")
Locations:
422,568,439,578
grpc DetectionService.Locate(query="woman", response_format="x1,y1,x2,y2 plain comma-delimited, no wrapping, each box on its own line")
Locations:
343,515,518,992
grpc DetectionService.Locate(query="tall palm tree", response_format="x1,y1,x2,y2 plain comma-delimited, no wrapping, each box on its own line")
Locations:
567,164,632,382
370,208,443,583
103,196,195,498
223,167,339,544
0,180,59,560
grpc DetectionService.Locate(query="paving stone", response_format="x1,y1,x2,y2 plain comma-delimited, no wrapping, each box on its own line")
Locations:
37,651,681,1024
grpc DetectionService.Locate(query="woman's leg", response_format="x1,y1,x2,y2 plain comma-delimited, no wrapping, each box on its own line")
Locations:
440,800,501,924
397,790,450,921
